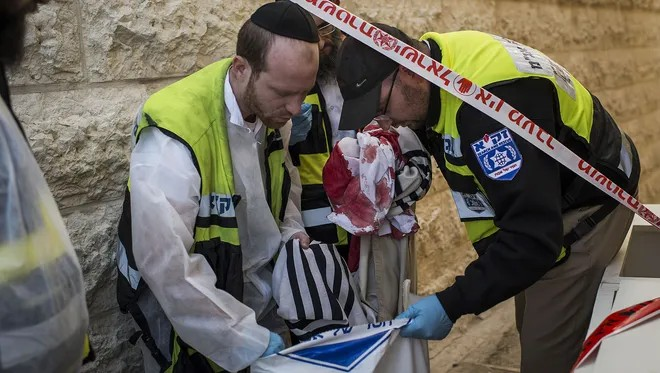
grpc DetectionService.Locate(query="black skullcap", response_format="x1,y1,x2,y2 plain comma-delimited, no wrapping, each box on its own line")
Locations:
251,1,320,43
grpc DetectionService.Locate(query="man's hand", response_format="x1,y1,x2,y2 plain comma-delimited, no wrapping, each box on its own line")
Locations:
260,332,285,357
289,103,313,146
291,231,310,249
395,295,454,340
373,115,393,131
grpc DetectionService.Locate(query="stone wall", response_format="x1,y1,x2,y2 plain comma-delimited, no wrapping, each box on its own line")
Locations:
7,0,660,371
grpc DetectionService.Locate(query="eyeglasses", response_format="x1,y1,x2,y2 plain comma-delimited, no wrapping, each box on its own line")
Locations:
382,69,399,116
317,23,336,37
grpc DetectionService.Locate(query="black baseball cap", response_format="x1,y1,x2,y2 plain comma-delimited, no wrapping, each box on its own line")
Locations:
337,23,407,130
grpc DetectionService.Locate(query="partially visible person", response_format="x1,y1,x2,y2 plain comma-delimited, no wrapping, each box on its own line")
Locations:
336,24,639,373
285,0,356,260
1,0,93,371
115,2,319,372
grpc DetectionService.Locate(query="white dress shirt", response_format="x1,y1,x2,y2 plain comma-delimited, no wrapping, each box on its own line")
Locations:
129,72,305,371
318,76,355,145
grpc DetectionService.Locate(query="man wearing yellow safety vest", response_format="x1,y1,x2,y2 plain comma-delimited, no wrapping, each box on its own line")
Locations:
115,2,318,372
1,0,94,371
336,24,640,373
286,0,357,261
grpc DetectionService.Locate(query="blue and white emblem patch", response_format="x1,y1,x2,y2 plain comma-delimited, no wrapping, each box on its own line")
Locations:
470,128,522,181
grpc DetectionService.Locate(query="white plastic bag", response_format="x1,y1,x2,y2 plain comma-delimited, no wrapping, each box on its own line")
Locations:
0,100,89,372
252,319,410,372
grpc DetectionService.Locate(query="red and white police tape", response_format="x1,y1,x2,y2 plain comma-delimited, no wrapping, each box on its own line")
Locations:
291,0,660,229
572,297,660,370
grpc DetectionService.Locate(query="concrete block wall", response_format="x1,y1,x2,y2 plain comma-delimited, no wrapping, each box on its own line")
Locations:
7,0,660,371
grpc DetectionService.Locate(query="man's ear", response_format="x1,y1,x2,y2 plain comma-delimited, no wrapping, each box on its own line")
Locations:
232,55,251,81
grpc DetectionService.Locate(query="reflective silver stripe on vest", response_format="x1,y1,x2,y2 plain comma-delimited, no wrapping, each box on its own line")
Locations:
302,207,333,227
618,129,634,178
443,134,462,158
451,190,496,220
117,240,141,290
493,35,576,99
198,193,236,219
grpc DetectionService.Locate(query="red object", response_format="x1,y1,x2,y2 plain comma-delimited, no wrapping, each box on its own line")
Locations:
347,235,361,272
324,123,405,272
322,142,354,203
322,123,402,234
323,145,378,231
572,297,660,371
362,123,402,158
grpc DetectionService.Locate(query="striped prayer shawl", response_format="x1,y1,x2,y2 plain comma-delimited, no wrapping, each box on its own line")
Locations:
391,127,433,214
272,240,368,340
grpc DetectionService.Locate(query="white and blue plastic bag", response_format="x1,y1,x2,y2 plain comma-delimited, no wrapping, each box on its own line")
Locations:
252,319,420,372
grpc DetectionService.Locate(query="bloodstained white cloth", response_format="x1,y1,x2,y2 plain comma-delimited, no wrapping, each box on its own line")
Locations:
322,122,431,237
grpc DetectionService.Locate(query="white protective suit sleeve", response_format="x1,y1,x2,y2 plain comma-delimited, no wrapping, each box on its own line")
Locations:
277,121,306,243
130,126,269,372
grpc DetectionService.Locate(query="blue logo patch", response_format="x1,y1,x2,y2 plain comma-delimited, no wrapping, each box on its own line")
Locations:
470,128,522,181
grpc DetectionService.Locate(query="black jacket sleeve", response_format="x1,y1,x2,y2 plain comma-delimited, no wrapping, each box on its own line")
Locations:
436,77,565,321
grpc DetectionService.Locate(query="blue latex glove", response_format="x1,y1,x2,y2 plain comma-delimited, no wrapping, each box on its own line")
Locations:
289,103,313,146
260,332,285,357
395,295,454,340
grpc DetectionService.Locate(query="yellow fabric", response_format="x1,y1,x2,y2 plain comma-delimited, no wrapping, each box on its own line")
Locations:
82,334,92,362
299,153,327,185
133,57,287,371
134,58,286,243
137,58,239,244
464,220,499,243
0,202,67,282
421,31,588,262
165,340,180,373
298,93,330,185
336,226,349,246
296,92,348,246
167,333,224,373
421,31,594,142
266,131,286,225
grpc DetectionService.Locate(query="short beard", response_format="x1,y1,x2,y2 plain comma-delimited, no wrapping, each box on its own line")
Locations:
395,81,429,130
317,30,342,81
243,72,286,129
243,72,260,122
